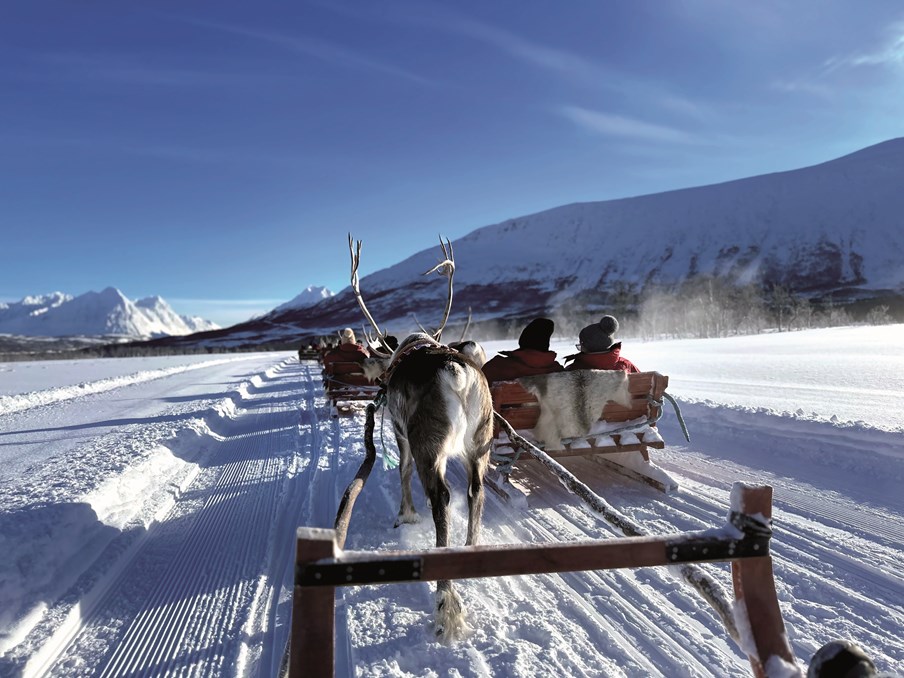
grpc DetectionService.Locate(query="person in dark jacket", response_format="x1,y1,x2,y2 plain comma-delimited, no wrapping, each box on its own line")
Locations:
482,318,564,382
565,315,639,373
322,328,369,370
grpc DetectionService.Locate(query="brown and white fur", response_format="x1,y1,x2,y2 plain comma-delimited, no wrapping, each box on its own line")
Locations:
382,332,493,642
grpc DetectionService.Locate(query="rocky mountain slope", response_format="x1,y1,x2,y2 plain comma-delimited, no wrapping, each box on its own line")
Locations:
156,138,904,348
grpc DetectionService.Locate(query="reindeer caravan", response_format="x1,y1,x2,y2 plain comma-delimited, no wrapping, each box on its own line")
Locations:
287,236,812,677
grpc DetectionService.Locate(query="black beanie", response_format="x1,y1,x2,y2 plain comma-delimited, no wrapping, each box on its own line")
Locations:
519,318,554,351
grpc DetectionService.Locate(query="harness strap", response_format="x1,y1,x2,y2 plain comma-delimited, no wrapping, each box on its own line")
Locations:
380,338,460,384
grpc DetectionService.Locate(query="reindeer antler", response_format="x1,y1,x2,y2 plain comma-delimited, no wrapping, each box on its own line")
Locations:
348,234,395,358
421,236,455,341
457,306,473,343
410,313,431,336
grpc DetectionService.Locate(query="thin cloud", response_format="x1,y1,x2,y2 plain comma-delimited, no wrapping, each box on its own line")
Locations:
30,53,267,88
180,18,433,87
558,105,698,145
448,17,605,85
771,79,835,100
316,1,716,123
0,135,304,166
824,23,904,71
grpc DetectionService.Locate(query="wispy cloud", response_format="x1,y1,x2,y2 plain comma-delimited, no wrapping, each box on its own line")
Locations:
404,6,718,123
770,79,835,99
180,18,433,87
558,106,698,145
824,23,904,71
445,17,605,85
0,134,305,166
317,1,716,124
29,52,268,88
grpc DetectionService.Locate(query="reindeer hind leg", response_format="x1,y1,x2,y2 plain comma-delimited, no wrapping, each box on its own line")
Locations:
393,422,419,527
413,437,470,642
464,449,489,546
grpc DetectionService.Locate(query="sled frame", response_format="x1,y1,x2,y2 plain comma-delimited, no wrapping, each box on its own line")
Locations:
289,484,794,677
490,371,677,493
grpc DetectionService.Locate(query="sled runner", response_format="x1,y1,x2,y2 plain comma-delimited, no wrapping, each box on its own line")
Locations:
489,370,679,495
322,361,380,416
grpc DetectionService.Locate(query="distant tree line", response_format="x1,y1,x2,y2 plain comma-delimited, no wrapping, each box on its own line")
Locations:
583,277,897,341
473,276,900,345
3,276,899,362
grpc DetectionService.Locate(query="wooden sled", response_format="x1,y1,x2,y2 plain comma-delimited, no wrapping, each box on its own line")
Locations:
490,371,678,494
322,361,380,416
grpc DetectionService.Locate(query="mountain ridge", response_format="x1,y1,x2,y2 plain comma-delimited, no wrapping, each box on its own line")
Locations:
147,138,904,348
0,288,219,338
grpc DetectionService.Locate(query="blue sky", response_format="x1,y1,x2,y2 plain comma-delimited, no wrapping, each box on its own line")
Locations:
2,1,903,326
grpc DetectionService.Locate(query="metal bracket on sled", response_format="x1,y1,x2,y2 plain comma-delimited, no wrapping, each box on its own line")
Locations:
296,555,425,587
664,511,773,564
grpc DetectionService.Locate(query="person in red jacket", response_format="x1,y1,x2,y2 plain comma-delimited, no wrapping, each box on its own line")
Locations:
322,328,369,370
564,315,640,373
482,318,564,382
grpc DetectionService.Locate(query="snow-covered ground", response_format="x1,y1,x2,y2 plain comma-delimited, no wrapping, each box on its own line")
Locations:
1,327,902,676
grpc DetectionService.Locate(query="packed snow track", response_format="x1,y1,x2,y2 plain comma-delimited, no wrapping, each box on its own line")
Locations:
1,348,901,676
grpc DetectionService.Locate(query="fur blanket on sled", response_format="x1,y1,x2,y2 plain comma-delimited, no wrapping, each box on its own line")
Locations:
518,370,632,450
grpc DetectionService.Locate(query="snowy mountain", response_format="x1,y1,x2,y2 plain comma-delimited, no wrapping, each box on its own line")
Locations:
272,285,334,313
278,140,904,332
0,288,219,338
156,138,904,348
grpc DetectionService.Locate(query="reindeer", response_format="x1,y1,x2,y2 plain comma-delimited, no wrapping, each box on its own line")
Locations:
349,235,494,643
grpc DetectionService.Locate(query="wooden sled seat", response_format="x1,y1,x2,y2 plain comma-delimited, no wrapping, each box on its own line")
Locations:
490,371,676,492
323,361,381,411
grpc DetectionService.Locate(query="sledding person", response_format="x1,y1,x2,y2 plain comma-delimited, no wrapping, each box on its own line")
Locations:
482,317,564,382
565,315,640,373
322,328,369,370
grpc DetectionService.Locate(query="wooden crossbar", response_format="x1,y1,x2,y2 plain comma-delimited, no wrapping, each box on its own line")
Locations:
289,485,795,677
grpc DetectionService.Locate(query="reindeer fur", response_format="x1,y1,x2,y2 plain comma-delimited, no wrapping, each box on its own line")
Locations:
384,333,493,642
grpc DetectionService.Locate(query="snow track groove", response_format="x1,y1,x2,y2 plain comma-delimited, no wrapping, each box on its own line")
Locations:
34,357,314,677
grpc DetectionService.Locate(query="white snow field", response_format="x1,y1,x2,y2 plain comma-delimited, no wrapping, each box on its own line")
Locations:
1,326,902,677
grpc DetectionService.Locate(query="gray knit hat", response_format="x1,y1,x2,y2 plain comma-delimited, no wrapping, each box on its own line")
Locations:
579,315,619,353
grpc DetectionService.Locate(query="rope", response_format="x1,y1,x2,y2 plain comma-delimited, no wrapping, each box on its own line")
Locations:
490,442,523,476
371,389,399,470
662,392,691,442
493,411,739,644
